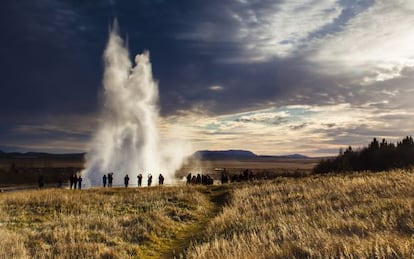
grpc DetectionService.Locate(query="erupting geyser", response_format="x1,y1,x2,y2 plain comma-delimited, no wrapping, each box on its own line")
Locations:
82,22,190,186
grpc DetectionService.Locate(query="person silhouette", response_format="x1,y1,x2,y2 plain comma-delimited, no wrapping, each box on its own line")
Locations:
78,176,82,190
158,174,164,185
108,173,113,187
148,174,152,187
73,174,78,190
137,173,142,187
103,174,107,187
124,174,130,188
69,174,74,189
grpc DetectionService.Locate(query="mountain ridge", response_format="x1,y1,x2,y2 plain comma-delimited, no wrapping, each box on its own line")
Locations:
193,149,309,160
0,150,310,160
0,151,85,159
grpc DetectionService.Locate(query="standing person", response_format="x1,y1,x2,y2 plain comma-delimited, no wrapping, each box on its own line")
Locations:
124,174,129,188
158,174,164,185
73,174,78,190
103,174,107,187
78,175,82,190
137,173,142,187
108,173,113,187
69,174,74,189
147,174,152,187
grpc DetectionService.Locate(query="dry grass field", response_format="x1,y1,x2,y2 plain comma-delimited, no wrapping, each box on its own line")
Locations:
186,169,414,258
0,186,213,258
1,169,413,258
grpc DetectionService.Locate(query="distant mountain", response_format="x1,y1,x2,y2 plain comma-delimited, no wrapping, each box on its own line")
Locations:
260,153,309,159
192,150,309,160
193,150,257,160
286,154,308,159
0,150,309,161
0,151,85,160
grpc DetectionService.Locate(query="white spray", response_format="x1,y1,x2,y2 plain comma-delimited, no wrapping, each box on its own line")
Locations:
82,22,190,186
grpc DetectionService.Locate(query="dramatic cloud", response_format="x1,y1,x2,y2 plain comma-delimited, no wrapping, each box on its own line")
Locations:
308,0,414,84
1,0,414,156
0,114,95,152
177,0,342,62
161,102,414,156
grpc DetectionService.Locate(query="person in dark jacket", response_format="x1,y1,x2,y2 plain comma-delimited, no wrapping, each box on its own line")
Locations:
158,174,164,185
103,174,107,187
137,173,142,187
124,174,130,188
78,176,82,190
73,174,78,190
69,174,74,189
108,173,113,187
147,174,152,187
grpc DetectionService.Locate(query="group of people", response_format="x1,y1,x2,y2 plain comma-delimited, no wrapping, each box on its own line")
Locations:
35,171,166,190
186,169,254,185
36,168,255,191
221,169,254,184
102,173,114,187
69,174,83,189
186,173,214,185
102,173,165,187
38,168,253,190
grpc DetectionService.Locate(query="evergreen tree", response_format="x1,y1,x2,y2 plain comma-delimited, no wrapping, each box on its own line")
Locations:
313,136,414,174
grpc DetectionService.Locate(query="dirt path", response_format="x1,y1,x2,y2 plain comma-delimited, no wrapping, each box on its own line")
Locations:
160,185,231,258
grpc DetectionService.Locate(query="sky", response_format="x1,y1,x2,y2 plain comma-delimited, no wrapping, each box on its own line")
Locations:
1,0,414,156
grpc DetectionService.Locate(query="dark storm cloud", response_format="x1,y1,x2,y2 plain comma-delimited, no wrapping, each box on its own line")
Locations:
0,1,107,115
0,0,375,118
151,0,410,117
1,0,413,153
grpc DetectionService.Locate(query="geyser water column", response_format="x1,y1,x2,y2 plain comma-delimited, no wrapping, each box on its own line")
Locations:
82,22,190,186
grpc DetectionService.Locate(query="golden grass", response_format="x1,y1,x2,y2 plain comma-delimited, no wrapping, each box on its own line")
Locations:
1,170,414,258
0,186,210,258
186,170,414,258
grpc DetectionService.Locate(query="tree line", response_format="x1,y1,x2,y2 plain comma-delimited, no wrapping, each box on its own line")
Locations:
314,136,414,174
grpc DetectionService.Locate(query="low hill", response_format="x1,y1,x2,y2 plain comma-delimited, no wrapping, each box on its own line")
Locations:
0,151,85,160
192,150,309,160
259,153,309,159
193,150,256,160
0,150,308,161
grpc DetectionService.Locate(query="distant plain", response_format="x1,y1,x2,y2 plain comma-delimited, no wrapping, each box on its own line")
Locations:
0,154,320,187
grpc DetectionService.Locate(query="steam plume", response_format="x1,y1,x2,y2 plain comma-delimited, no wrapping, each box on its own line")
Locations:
82,22,190,186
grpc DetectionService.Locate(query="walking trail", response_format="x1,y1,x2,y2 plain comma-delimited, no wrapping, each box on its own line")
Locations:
159,185,231,258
